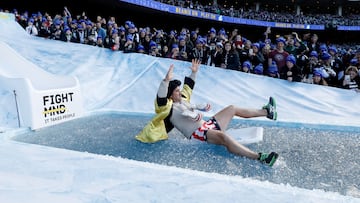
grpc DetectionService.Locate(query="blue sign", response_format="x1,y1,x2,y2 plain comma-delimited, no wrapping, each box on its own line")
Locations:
119,0,357,31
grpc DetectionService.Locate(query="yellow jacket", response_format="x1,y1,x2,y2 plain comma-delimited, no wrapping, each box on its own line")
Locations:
135,79,193,143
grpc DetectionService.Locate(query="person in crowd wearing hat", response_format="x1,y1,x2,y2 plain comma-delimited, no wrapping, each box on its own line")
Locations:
50,19,63,41
238,39,252,64
38,17,52,38
253,63,264,75
249,42,266,68
60,26,76,43
209,42,223,67
178,35,192,61
267,61,280,78
284,32,307,57
342,66,360,92
25,18,38,36
136,59,279,166
166,43,182,60
280,54,302,82
96,35,105,48
312,69,328,86
302,50,320,81
320,51,338,86
221,41,241,71
189,37,209,65
207,27,218,44
241,60,252,73
136,44,145,54
268,36,290,74
328,46,346,87
123,34,137,53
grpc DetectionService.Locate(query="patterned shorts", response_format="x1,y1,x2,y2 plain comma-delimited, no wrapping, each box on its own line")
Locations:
191,117,221,141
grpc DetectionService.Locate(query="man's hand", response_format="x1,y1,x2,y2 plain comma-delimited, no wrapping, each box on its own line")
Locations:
182,110,203,121
190,58,201,73
165,64,174,81
192,103,211,112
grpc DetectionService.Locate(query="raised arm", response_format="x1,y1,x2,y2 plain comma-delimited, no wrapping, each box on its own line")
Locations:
156,64,174,106
165,64,174,82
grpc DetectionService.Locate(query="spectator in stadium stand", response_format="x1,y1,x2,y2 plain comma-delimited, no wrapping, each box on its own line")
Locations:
96,35,105,48
209,42,224,67
303,50,320,79
312,69,328,86
166,30,177,50
284,32,307,57
341,66,360,92
60,26,77,43
207,27,218,44
109,29,120,51
166,43,181,60
123,34,137,53
280,54,302,82
25,18,38,36
253,63,264,75
50,19,62,41
228,28,240,45
32,13,42,31
85,21,98,46
266,61,280,79
241,60,252,73
220,41,241,71
320,51,338,86
217,28,228,44
268,37,290,74
95,21,106,42
328,46,346,87
140,33,152,54
104,21,114,47
189,30,198,49
355,49,360,68
178,35,191,61
238,38,252,66
249,42,266,68
137,44,145,54
152,30,166,51
38,17,52,38
118,26,127,50
188,37,209,65
161,45,169,57
126,23,140,48
306,34,321,54
17,12,28,28
149,40,162,57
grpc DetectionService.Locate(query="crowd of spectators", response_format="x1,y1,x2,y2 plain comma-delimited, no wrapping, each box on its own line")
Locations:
156,0,360,26
2,6,360,92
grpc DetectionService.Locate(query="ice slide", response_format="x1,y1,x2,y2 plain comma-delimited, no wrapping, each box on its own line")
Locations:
0,40,83,130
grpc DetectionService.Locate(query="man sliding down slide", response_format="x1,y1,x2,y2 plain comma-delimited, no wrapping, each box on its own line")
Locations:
136,59,278,166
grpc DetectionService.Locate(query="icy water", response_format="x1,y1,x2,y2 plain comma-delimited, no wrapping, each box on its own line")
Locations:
13,113,360,197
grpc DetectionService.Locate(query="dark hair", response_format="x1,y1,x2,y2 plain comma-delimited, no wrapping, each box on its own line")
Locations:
167,79,181,98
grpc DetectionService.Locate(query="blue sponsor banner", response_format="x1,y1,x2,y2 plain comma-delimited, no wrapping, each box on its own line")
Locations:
337,25,360,31
120,0,324,30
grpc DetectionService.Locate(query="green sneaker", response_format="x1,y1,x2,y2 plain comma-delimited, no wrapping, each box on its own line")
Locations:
258,152,279,167
262,96,277,120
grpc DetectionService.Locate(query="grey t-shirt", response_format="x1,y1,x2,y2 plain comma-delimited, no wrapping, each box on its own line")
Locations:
170,100,203,139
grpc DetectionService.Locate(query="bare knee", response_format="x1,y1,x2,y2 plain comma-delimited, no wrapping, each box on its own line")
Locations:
225,105,236,112
207,130,227,145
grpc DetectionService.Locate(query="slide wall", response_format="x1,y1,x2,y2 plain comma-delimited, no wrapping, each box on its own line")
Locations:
0,13,83,130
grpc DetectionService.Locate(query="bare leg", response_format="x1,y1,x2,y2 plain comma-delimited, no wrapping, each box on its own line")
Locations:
214,105,267,131
206,129,259,159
